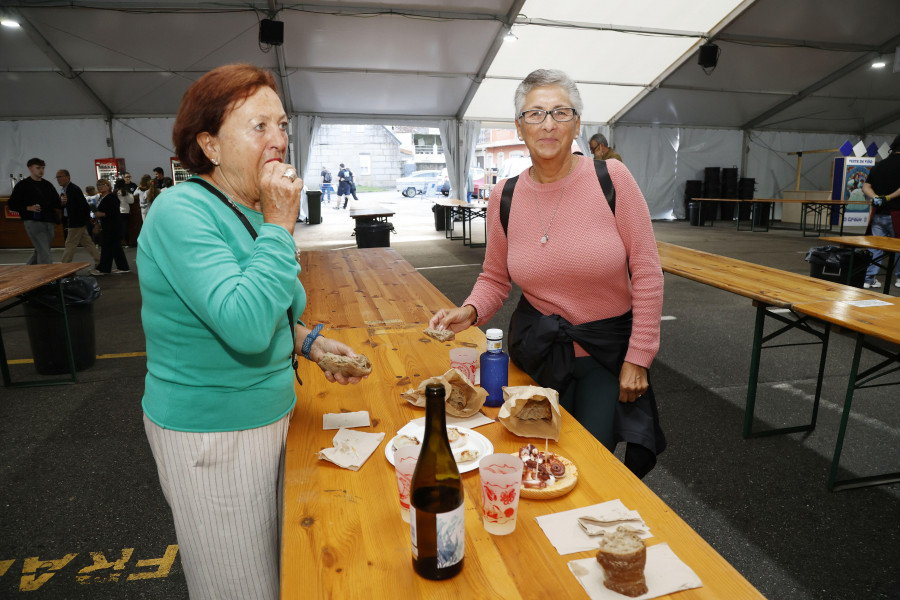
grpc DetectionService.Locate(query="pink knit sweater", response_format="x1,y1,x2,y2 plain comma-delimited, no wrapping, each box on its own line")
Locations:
463,156,663,368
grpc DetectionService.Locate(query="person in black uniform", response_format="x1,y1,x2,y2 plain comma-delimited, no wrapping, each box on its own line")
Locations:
89,179,131,275
862,134,900,289
58,169,100,268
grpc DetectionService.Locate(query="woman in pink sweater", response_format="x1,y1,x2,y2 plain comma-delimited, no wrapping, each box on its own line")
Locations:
430,69,665,477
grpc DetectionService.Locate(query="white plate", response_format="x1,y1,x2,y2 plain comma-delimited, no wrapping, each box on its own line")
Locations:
384,426,493,474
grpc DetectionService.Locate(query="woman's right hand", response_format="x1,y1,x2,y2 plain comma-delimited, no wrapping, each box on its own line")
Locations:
428,305,477,334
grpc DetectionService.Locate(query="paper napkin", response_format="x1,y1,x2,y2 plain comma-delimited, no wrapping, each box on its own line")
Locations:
317,428,385,471
323,411,371,430
410,411,494,429
535,499,652,555
568,543,702,600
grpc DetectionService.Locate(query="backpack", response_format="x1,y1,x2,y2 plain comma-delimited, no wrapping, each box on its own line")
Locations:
500,159,616,236
323,170,332,183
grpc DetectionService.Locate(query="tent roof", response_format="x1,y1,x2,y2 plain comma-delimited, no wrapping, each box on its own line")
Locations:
1,0,898,134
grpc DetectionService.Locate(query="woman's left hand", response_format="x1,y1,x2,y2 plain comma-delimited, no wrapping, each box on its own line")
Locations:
259,160,303,232
618,361,649,403
308,336,367,385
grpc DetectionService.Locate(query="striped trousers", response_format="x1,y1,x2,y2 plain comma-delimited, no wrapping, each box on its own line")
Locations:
143,413,291,599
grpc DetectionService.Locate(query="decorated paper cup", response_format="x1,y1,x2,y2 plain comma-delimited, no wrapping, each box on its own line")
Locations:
449,347,479,385
479,453,524,535
393,445,421,523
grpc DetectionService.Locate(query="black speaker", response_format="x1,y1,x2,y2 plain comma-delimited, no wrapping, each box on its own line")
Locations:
698,43,719,69
259,19,284,46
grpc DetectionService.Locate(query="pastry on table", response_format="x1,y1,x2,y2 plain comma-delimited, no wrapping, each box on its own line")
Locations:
595,527,648,598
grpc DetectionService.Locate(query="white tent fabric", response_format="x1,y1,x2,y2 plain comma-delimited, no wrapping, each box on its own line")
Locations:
439,119,482,200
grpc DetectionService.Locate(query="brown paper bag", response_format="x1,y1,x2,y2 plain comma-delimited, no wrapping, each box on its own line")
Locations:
498,385,562,441
400,368,487,417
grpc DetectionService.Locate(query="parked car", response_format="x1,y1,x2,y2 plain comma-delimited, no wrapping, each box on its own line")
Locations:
496,156,532,181
395,170,443,197
440,167,486,198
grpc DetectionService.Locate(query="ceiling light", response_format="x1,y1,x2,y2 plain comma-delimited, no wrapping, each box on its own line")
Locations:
1,18,21,28
504,29,517,43
871,60,886,68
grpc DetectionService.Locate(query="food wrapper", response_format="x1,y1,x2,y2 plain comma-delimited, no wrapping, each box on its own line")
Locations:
498,385,561,441
400,368,487,417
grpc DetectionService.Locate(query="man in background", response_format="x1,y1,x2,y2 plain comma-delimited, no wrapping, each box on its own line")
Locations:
153,167,172,190
589,133,623,163
8,157,61,264
57,169,100,268
320,165,333,204
862,134,900,289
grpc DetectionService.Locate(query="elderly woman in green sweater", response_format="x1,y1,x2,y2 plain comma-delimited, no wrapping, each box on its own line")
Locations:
137,64,367,600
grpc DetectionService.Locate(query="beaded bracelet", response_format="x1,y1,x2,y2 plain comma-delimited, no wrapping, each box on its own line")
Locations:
301,323,324,359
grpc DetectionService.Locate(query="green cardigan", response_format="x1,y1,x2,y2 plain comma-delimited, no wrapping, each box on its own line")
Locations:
137,179,305,432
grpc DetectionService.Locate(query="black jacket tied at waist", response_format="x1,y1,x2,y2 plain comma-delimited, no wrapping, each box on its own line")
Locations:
507,295,666,456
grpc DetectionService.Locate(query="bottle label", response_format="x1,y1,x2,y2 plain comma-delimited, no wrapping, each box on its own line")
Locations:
410,503,465,567
486,339,501,352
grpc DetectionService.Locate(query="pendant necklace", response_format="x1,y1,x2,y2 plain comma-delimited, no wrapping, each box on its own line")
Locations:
530,156,574,245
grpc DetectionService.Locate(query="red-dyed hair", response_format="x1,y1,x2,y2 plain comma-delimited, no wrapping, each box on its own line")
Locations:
172,64,279,174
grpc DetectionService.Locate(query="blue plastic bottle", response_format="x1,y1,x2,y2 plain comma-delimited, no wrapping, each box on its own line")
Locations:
480,328,509,407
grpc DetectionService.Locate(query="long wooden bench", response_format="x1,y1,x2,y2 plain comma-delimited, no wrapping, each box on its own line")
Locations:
658,242,900,490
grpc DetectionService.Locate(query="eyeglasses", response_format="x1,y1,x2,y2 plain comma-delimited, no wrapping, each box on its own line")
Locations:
518,107,578,124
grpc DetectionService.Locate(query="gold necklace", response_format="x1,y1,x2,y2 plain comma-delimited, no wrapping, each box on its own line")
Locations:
529,156,574,245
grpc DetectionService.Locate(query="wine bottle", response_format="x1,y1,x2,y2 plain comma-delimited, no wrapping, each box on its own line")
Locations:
410,382,465,580
480,328,509,407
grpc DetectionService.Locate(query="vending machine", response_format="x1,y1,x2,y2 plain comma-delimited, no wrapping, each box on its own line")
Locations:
94,158,126,182
170,157,191,185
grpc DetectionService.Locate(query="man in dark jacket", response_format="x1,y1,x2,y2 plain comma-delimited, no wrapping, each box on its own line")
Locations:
8,157,61,264
58,169,100,267
862,134,900,289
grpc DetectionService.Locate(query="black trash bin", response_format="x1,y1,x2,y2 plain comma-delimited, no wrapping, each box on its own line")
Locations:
688,201,702,226
805,246,872,288
306,190,322,225
354,220,393,248
23,276,101,375
432,204,448,231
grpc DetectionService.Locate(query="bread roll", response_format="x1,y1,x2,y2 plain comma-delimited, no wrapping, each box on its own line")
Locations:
317,353,372,377
423,327,455,342
595,528,648,597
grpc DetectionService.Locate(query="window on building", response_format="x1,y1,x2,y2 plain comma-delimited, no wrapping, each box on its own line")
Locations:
359,154,371,175
497,153,505,169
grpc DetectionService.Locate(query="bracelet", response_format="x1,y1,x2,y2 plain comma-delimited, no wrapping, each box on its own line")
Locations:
301,323,324,359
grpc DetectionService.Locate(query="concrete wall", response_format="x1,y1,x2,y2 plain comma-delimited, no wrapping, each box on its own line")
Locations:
309,124,405,189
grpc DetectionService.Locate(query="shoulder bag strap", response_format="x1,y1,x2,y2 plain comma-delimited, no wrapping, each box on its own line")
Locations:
187,177,302,384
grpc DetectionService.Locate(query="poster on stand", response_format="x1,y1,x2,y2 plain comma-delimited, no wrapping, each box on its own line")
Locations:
832,156,874,228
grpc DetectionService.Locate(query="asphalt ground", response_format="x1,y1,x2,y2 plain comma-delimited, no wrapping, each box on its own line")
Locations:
1,190,898,599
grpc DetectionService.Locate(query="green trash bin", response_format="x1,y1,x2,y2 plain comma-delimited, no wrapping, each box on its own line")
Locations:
306,190,322,225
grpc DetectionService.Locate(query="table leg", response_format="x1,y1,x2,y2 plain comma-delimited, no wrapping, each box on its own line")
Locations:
883,253,895,295
828,334,900,491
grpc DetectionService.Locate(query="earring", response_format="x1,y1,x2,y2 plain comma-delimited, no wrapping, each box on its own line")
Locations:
211,158,219,166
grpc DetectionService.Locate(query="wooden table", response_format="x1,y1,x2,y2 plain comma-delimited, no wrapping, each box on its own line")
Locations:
281,247,765,599
691,197,869,235
348,206,395,223
434,198,488,248
819,235,900,295
0,262,89,386
658,242,900,490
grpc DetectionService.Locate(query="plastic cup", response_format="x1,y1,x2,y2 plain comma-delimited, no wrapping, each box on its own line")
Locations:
478,453,524,535
393,445,421,523
449,347,479,385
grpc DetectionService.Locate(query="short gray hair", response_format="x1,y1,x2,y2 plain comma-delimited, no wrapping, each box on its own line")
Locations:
514,69,583,118
589,133,608,147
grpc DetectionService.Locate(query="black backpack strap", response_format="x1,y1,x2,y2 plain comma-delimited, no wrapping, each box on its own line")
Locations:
593,159,616,215
500,161,617,237
499,175,519,237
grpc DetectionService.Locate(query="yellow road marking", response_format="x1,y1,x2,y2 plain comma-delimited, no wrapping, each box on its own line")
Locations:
7,352,146,365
